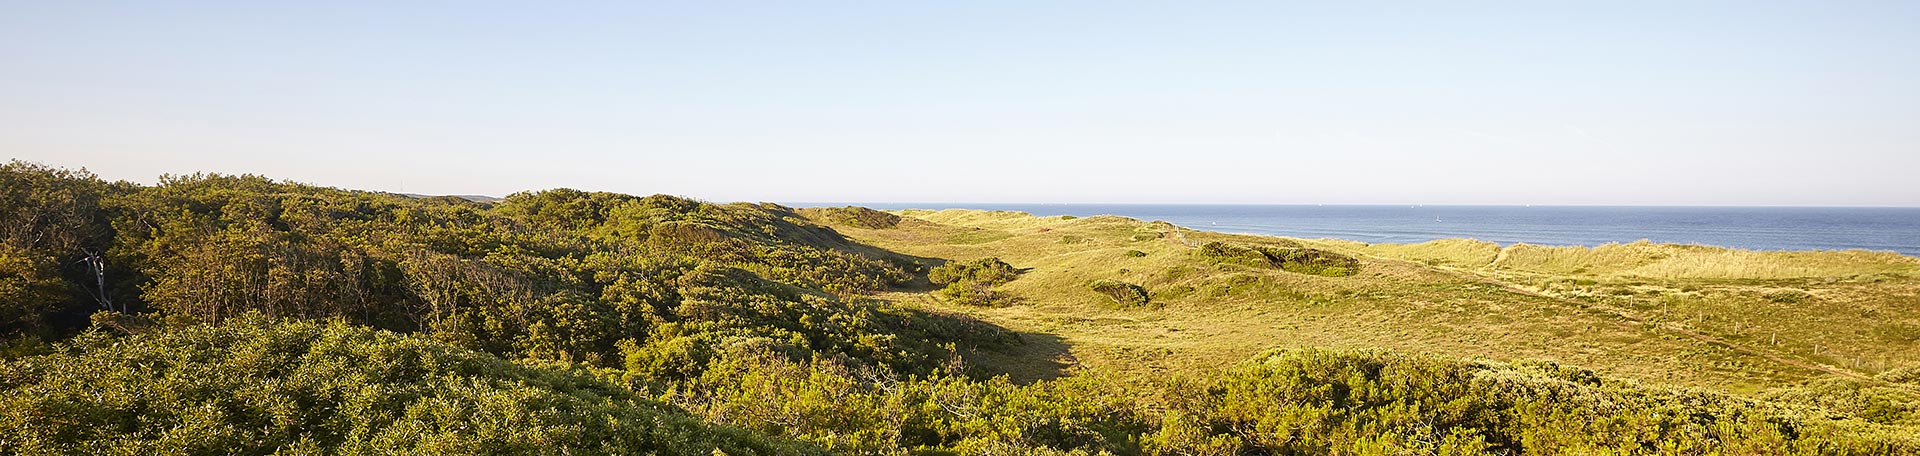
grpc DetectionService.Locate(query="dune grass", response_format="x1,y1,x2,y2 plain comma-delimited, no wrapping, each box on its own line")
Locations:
1344,238,1920,280
810,208,1920,396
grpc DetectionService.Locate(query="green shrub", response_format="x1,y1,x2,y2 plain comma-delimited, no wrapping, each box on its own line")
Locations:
936,281,1015,307
927,258,1021,306
1197,242,1271,267
1763,377,1920,426
1124,250,1148,258
928,257,1018,287
1089,280,1150,307
1195,242,1359,277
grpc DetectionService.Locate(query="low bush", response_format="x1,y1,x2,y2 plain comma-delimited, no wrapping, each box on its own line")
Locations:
928,258,1022,306
928,257,1019,287
935,281,1016,307
1196,242,1359,277
1089,280,1151,307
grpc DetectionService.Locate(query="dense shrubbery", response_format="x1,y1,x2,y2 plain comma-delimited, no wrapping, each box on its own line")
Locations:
653,345,1920,455
665,346,1150,455
1764,374,1920,426
1088,280,1150,308
0,163,1004,378
928,257,1020,306
8,322,1916,455
1152,349,1918,455
0,318,819,455
0,163,127,339
1197,241,1359,277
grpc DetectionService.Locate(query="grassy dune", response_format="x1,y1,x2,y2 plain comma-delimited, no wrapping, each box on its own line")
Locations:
1345,237,1920,280
808,208,1920,394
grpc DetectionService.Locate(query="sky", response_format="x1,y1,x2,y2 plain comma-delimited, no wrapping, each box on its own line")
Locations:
3,2,1917,205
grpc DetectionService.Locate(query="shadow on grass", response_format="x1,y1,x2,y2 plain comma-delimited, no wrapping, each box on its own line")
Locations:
965,331,1075,385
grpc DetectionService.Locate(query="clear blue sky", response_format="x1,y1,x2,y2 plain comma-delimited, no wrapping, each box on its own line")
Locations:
4,1,1917,205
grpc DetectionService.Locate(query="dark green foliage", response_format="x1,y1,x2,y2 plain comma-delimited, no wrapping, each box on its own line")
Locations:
1089,280,1150,307
0,162,124,339
929,258,1019,306
809,206,903,229
1196,242,1277,268
1123,249,1148,258
1,168,1004,379
0,318,820,455
0,334,52,360
1196,241,1360,277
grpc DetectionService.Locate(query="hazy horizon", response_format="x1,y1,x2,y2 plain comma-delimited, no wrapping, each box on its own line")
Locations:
787,201,1920,209
12,165,1920,209
5,2,1917,205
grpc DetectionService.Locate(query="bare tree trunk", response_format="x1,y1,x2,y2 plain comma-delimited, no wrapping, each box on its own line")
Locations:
74,249,116,313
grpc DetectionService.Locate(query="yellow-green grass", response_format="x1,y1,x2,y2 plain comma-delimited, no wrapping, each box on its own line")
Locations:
1342,238,1920,280
1341,237,1920,386
810,208,1920,396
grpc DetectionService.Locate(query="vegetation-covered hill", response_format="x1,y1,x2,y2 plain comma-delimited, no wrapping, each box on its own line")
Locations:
820,208,1920,393
0,162,1011,379
4,161,1919,454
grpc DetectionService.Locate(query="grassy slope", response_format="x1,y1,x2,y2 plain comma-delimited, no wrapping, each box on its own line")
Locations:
807,208,1920,394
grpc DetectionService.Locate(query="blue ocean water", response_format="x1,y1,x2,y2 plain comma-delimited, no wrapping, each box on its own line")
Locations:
831,204,1920,257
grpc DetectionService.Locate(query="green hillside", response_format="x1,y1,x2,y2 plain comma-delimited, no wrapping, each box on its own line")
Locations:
814,208,1920,393
3,161,1919,454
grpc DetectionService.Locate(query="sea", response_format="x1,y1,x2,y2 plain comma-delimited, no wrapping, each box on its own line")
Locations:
825,204,1920,258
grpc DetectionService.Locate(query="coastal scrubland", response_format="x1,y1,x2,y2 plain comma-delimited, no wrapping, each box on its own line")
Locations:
3,161,1918,454
831,208,1920,392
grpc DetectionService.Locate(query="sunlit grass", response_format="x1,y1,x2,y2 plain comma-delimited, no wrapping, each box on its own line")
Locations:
1350,238,1919,280
810,208,1920,396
